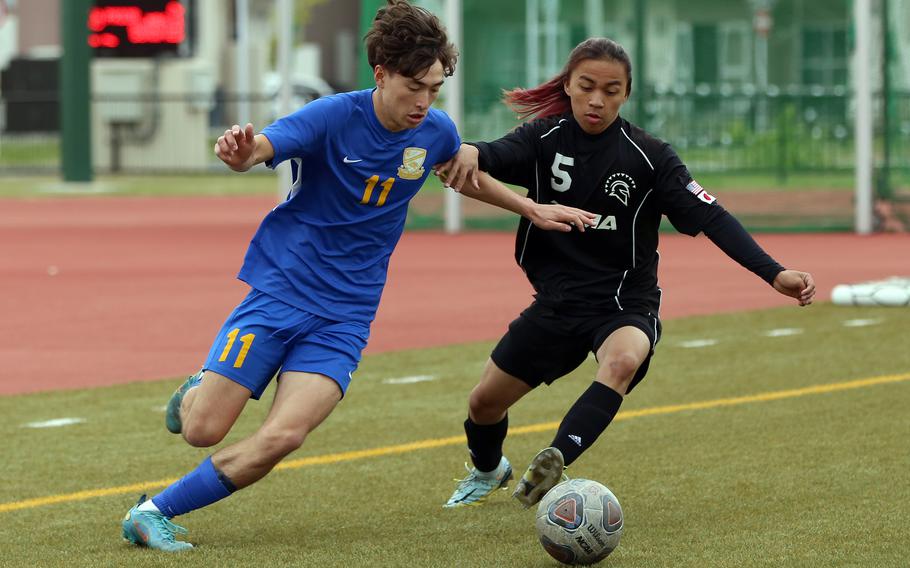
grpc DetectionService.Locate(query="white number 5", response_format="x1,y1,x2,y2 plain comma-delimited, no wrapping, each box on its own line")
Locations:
550,153,574,192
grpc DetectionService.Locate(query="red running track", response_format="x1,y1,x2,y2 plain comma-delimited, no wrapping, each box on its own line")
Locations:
2,195,907,395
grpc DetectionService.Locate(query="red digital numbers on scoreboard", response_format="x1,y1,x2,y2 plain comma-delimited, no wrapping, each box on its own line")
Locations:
88,0,191,57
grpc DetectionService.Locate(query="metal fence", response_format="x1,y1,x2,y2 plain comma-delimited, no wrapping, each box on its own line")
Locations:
1,87,908,230
3,89,907,178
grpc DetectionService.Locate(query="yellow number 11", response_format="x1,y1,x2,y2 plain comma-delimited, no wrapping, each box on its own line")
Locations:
218,328,255,368
360,175,395,207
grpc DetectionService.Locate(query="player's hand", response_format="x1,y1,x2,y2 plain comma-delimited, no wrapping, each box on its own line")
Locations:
215,123,257,172
434,144,480,192
772,270,816,306
527,203,598,233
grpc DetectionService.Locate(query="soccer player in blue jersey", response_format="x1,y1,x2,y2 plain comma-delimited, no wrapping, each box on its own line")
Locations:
120,1,596,552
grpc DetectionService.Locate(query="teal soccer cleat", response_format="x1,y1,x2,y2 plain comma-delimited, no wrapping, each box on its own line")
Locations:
165,371,203,434
512,447,566,508
121,495,193,552
444,456,513,508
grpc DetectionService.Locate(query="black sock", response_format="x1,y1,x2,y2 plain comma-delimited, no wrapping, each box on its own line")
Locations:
464,415,508,472
550,381,623,467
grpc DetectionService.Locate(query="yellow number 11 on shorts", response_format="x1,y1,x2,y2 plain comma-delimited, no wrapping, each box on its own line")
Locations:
219,328,256,368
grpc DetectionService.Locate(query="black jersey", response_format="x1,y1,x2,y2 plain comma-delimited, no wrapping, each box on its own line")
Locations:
472,113,783,314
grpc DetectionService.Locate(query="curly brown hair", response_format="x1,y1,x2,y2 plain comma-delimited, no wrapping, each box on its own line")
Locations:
365,0,458,79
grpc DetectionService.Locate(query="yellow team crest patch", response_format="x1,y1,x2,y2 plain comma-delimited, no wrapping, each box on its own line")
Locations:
397,147,427,180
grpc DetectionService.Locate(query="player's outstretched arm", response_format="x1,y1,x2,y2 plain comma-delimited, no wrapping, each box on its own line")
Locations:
772,270,816,306
454,171,597,232
434,143,480,191
700,208,815,306
214,123,275,172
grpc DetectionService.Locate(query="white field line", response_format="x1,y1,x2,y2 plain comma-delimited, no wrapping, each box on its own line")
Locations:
763,328,804,337
382,375,436,385
843,318,884,327
23,418,86,429
678,339,718,348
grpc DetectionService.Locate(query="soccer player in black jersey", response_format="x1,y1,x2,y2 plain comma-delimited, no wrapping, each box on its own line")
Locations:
439,37,816,509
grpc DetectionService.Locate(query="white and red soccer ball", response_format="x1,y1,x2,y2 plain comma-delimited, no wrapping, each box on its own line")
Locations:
536,478,624,566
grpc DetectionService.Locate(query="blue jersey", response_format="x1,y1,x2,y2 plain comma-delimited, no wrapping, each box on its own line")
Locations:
238,89,460,324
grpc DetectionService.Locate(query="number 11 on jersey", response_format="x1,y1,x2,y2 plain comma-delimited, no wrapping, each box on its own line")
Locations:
361,175,395,207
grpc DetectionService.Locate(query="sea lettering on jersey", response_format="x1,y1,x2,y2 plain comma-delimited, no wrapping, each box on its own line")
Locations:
590,214,617,231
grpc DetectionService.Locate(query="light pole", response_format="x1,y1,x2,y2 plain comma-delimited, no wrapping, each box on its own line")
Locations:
853,0,874,234
61,0,93,182
749,0,774,131
443,0,463,233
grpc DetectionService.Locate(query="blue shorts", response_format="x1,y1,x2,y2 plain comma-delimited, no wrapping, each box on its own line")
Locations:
202,289,370,399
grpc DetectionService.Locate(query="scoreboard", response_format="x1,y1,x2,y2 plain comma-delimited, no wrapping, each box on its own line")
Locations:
88,0,194,57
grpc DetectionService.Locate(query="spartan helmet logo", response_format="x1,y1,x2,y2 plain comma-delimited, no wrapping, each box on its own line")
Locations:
604,172,636,206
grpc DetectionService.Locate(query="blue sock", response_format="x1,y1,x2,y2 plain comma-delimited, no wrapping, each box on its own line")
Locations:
152,456,236,518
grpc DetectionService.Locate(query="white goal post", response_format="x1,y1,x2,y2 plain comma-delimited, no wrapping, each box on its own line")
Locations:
443,0,463,233
854,0,874,235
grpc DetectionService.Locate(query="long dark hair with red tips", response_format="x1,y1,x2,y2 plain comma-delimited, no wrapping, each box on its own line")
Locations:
504,38,632,121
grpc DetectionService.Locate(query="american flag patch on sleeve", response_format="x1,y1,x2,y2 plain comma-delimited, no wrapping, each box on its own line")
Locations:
686,179,716,204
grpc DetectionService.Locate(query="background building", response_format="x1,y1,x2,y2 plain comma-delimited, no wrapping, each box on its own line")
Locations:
0,0,906,230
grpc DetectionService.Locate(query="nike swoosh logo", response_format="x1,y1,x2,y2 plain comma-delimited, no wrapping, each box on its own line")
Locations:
343,157,362,164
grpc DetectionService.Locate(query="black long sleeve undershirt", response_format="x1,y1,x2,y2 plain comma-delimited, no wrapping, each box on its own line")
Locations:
702,209,785,285
471,128,785,287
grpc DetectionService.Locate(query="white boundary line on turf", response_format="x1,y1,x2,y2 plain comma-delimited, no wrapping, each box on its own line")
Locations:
843,318,883,327
382,375,437,384
22,418,86,429
763,328,803,337
678,339,718,348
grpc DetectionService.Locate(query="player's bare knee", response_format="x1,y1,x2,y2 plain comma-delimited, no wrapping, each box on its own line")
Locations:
182,418,228,448
257,427,307,460
604,352,641,383
468,386,507,423
183,430,223,448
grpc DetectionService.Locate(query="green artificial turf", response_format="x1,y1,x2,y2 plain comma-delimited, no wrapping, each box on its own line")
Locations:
0,303,907,567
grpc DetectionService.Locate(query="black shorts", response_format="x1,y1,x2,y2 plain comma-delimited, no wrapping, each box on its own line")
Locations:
491,302,662,393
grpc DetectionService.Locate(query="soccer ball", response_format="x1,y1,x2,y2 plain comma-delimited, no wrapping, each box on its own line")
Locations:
535,478,623,566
